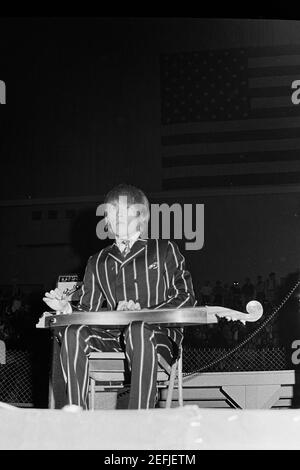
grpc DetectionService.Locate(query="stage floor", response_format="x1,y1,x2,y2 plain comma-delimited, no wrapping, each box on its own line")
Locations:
0,405,299,449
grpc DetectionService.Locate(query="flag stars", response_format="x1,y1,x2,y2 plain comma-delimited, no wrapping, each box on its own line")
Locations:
160,49,250,125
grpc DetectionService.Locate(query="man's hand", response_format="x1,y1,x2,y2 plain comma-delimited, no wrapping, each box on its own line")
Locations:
117,300,141,311
43,288,72,314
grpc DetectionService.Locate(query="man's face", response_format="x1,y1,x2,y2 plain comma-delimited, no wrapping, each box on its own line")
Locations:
106,196,141,239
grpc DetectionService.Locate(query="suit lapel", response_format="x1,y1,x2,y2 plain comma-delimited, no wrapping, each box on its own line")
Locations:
105,238,148,266
120,239,147,268
106,243,124,264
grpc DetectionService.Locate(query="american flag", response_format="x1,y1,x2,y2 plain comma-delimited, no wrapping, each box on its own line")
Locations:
160,45,300,191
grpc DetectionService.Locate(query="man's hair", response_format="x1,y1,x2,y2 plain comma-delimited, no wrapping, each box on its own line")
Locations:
104,183,150,237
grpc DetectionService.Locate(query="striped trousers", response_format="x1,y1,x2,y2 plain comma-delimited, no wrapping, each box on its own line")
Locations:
57,321,182,410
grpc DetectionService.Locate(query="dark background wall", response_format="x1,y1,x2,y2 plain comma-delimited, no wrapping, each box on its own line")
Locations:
0,17,299,296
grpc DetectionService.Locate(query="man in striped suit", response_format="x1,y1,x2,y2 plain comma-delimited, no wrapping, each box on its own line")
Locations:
43,184,196,410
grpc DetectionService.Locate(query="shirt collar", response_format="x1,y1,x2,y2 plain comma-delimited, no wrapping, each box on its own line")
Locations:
115,231,141,252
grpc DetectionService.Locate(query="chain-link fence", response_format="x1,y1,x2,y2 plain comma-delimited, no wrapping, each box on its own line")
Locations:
0,349,33,406
183,347,288,374
0,345,290,406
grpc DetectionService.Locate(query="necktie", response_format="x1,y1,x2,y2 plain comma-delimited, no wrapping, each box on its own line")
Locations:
121,240,131,257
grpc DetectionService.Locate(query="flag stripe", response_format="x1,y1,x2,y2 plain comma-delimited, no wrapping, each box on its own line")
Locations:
248,55,300,68
162,126,300,146
249,75,299,88
246,45,300,57
163,160,300,179
247,106,300,120
162,172,300,191
249,86,293,98
162,149,300,167
248,65,300,77
162,137,300,157
162,116,300,135
251,96,293,109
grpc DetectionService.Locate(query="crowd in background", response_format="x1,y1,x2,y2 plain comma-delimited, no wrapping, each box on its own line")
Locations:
198,272,278,310
185,272,284,349
0,289,43,350
0,271,295,351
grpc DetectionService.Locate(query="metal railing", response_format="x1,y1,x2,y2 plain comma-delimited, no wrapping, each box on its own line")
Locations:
0,349,33,406
183,347,287,374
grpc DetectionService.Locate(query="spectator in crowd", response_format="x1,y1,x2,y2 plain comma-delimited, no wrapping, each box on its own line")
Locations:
241,277,255,309
0,296,35,349
223,283,231,306
213,280,224,305
255,275,266,304
230,281,242,310
1,297,23,347
265,272,278,308
200,281,213,305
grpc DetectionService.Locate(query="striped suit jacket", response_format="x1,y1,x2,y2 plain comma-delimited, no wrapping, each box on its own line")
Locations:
76,238,196,344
